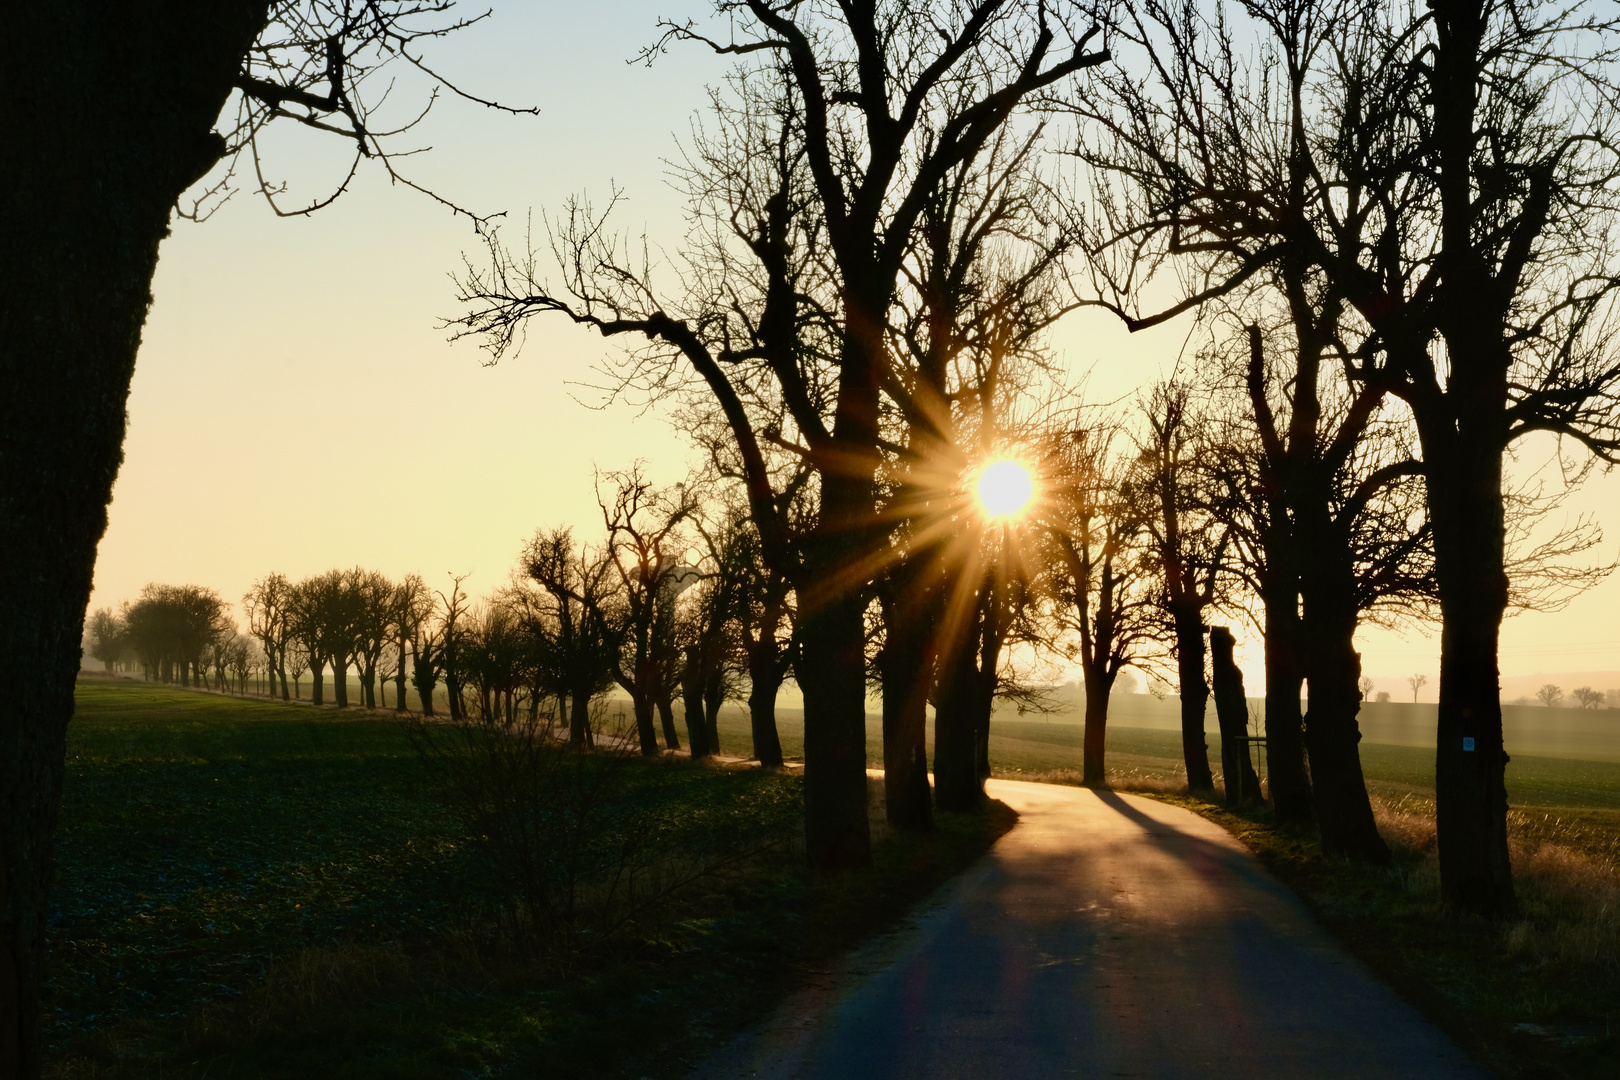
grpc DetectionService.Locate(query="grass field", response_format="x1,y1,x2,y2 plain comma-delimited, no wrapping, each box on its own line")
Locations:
49,681,1011,1079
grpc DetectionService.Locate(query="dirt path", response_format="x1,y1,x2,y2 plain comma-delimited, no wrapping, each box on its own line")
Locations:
696,779,1486,1079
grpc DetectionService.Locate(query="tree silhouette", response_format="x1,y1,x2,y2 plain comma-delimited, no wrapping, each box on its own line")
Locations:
1068,0,1620,911
1409,674,1429,704
455,2,1109,874
2,8,526,1064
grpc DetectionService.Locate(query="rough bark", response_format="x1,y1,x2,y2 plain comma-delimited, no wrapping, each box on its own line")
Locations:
1,6,271,1072
1424,424,1514,912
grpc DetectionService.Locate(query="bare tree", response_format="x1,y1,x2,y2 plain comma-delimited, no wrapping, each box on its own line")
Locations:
1039,426,1159,786
1535,683,1564,709
438,574,473,723
524,529,620,749
590,470,696,756
1075,0,1620,913
1572,686,1603,709
1409,674,1429,704
454,1,1109,873
1135,384,1221,793
244,572,295,699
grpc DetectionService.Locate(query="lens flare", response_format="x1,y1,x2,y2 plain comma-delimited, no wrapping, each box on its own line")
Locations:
976,459,1034,520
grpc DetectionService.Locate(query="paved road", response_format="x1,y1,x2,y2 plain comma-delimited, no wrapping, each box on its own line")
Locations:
698,779,1487,1080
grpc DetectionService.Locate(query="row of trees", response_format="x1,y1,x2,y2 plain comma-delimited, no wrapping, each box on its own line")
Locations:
88,586,258,694
14,4,1620,1068
450,0,1620,922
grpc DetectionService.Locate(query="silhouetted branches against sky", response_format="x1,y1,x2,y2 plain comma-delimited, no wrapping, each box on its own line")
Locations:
188,0,537,224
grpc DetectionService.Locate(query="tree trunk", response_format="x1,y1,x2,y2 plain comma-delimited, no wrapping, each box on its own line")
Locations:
569,685,593,749
1,7,270,1072
1298,523,1389,862
310,657,326,707
795,546,873,870
656,693,681,751
1261,583,1313,823
682,649,709,759
746,643,785,769
1080,663,1113,787
702,670,722,753
1171,609,1215,792
971,629,1004,784
332,656,349,708
1209,628,1262,805
933,628,984,812
878,583,935,829
394,637,408,711
1426,434,1514,913
630,694,659,756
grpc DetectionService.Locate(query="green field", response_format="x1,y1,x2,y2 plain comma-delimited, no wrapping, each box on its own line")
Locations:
701,701,1620,813
49,680,1009,1079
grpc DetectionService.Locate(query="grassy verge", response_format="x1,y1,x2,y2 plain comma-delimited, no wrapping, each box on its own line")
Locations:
1124,786,1618,1080
48,681,1014,1079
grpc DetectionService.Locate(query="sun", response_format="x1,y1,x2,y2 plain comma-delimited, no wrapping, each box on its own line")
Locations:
976,458,1034,520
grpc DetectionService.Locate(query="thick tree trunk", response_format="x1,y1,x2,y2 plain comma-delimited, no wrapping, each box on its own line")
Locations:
1209,628,1262,805
878,582,935,829
1298,529,1388,862
569,686,593,749
310,657,326,707
796,545,874,869
1262,584,1313,823
1080,664,1112,787
746,645,785,769
1426,437,1514,914
1171,610,1215,792
1424,0,1515,919
656,693,681,751
970,627,1004,785
933,630,984,812
629,693,659,756
1,7,270,1073
681,649,709,759
703,670,723,755
332,657,350,708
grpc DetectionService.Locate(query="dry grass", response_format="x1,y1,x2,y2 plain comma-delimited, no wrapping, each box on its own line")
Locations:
1372,794,1620,974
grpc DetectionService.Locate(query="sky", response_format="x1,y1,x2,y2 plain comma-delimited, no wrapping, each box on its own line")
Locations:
87,1,1620,695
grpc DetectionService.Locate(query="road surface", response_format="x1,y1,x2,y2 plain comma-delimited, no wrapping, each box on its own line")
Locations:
697,779,1485,1079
